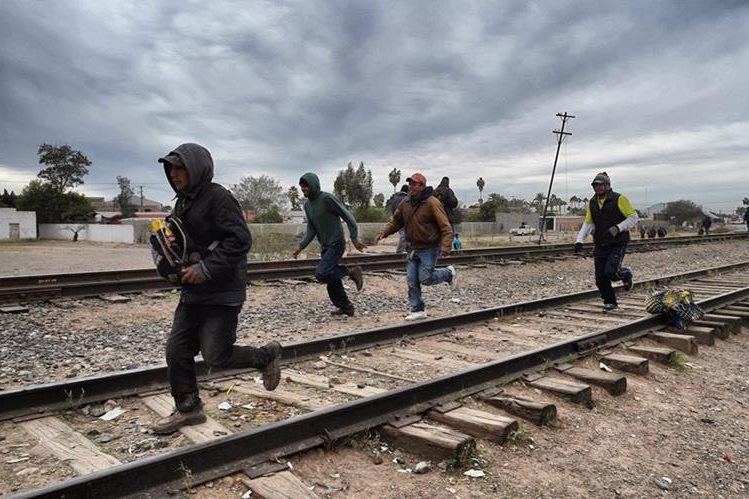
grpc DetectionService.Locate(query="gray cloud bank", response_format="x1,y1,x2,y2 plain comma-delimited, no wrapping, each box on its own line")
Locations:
1,0,748,210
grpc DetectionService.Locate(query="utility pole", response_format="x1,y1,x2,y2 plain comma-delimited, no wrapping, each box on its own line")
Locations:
139,186,144,212
538,112,575,244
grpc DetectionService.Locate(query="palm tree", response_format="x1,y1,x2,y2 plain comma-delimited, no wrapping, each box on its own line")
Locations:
531,192,546,214
388,168,401,193
476,177,485,204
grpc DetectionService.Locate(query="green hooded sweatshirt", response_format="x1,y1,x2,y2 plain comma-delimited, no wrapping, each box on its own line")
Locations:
298,172,359,249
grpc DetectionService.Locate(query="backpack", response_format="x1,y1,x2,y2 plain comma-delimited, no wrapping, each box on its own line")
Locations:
150,216,189,284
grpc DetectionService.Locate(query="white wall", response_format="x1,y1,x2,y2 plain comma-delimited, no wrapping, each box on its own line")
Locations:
0,208,37,240
39,224,134,243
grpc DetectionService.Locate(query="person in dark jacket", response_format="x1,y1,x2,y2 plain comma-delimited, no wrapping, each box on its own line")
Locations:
744,208,749,232
700,215,712,235
151,143,282,435
385,184,410,253
293,172,365,316
575,172,638,311
376,172,458,320
434,176,459,227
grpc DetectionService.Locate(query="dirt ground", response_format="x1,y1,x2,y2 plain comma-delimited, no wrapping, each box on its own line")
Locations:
1,240,749,498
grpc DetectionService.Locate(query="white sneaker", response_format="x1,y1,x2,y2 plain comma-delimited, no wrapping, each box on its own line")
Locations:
447,265,459,293
404,311,428,321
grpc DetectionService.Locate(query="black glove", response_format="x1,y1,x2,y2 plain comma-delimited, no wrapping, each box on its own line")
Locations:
608,225,620,237
574,242,583,254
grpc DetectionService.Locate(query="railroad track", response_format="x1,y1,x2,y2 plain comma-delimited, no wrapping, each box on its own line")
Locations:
2,260,748,497
1,233,745,306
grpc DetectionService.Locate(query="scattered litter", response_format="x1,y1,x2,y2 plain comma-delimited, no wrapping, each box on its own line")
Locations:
722,455,733,462
449,297,461,303
463,469,485,478
287,461,294,470
654,388,665,395
397,468,412,474
599,362,612,373
6,457,31,464
241,403,256,410
99,407,126,421
242,490,253,498
218,401,233,411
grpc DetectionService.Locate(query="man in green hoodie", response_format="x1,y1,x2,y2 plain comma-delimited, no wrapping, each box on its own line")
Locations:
293,172,366,316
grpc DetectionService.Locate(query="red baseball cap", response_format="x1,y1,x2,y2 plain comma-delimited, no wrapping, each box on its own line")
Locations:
406,172,427,185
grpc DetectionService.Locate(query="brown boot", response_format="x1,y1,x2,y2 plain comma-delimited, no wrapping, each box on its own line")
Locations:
262,341,282,391
349,266,364,291
151,405,206,435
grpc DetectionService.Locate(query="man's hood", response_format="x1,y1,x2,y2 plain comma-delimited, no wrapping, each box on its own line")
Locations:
410,186,434,205
161,143,214,197
300,172,321,199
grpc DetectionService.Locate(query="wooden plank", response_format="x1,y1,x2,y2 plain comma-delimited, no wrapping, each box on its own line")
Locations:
666,325,715,345
547,310,626,324
229,383,325,411
380,422,475,461
99,294,131,303
691,320,730,339
564,367,627,396
483,396,557,426
20,416,121,475
528,377,592,405
242,470,319,499
0,305,29,313
428,406,518,444
649,331,698,354
283,370,330,390
142,394,231,442
564,304,643,319
391,348,476,369
713,308,749,321
702,314,742,334
322,359,416,382
417,339,501,361
626,345,677,364
601,353,649,375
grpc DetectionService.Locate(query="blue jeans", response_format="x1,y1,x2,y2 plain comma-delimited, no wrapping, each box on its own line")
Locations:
406,247,451,312
167,303,268,412
593,243,631,306
316,240,352,310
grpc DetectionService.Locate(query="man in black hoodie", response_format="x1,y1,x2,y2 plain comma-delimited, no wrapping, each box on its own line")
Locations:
434,176,459,227
151,143,282,434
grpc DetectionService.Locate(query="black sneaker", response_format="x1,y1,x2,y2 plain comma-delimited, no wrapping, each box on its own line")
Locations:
621,267,633,291
349,266,364,291
331,306,355,317
604,303,619,311
261,341,282,391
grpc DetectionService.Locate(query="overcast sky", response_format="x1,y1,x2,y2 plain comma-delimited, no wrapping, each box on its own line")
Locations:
1,0,747,211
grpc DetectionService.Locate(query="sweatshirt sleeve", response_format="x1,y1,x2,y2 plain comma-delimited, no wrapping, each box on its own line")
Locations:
298,205,317,250
616,195,639,232
380,202,405,238
200,193,252,281
328,195,359,241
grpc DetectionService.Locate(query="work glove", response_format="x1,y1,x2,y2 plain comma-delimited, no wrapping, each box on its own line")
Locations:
608,225,620,237
574,242,583,254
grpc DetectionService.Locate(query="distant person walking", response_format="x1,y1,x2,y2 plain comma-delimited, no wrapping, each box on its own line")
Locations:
376,172,458,320
575,172,638,311
700,215,712,235
744,209,749,232
385,184,410,254
293,172,365,317
434,176,459,228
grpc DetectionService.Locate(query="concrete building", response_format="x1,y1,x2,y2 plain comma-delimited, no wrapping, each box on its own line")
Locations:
0,207,37,240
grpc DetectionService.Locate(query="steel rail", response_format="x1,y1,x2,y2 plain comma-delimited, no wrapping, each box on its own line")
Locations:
14,281,749,498
3,259,748,423
1,233,746,305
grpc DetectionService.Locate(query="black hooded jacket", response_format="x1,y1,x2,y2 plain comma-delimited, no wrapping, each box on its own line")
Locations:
161,143,251,305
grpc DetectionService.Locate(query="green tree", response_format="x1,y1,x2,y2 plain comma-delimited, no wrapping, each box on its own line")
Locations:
529,192,546,214
116,176,136,218
476,177,485,204
661,199,703,225
1,189,17,207
354,206,390,223
373,192,385,208
333,161,373,209
254,206,284,223
388,168,401,193
231,175,287,215
16,180,94,223
287,186,301,210
36,143,91,192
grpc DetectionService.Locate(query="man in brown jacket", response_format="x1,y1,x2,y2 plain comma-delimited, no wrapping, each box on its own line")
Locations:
376,172,458,320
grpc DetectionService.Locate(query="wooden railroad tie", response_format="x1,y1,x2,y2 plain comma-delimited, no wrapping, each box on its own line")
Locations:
483,395,557,426
380,421,476,461
601,353,649,375
625,344,678,364
666,325,716,346
702,313,742,335
649,331,698,354
559,366,627,396
528,377,592,406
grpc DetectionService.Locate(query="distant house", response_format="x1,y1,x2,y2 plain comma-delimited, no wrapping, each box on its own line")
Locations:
0,207,37,240
284,210,305,224
88,195,164,213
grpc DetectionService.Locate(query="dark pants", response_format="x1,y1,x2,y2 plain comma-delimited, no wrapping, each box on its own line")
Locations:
593,244,631,306
166,303,268,412
316,241,352,310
